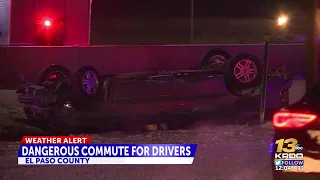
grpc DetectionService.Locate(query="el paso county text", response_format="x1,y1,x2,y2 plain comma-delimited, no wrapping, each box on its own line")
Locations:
23,157,90,164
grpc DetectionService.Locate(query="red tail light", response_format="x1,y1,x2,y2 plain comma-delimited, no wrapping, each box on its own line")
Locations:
273,112,317,128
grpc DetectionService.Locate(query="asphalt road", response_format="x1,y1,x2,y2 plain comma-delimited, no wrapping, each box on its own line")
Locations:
0,90,274,180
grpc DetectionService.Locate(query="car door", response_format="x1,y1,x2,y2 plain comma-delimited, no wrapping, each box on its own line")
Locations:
110,73,173,122
172,73,235,113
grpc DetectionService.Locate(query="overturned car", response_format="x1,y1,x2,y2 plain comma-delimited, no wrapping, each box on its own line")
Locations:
16,55,292,126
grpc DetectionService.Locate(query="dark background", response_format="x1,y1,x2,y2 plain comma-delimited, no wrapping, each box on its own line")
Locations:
90,0,309,45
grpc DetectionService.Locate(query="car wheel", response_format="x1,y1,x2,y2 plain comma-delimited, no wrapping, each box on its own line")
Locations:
37,65,71,85
200,49,231,69
70,66,102,109
225,53,262,96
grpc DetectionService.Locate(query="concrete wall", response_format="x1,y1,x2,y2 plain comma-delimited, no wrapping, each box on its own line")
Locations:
0,44,311,116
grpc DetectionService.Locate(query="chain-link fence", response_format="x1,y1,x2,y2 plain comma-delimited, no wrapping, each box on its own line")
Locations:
90,17,309,45
89,0,309,45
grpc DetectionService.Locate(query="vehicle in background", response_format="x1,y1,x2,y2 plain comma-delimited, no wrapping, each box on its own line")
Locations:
271,82,320,180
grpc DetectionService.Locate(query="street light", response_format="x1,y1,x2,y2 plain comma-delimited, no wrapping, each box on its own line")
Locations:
278,16,288,26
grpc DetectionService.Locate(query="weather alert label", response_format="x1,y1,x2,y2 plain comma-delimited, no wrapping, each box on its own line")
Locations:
274,138,304,171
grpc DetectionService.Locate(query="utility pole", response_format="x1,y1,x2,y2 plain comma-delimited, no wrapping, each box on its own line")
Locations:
306,0,319,88
260,34,270,124
190,0,194,43
88,0,93,45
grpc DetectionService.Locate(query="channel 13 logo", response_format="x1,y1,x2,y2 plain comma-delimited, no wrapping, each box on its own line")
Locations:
275,138,303,159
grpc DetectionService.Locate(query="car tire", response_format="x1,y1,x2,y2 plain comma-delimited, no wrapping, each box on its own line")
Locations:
37,65,71,85
225,53,262,96
200,49,231,69
70,66,102,109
